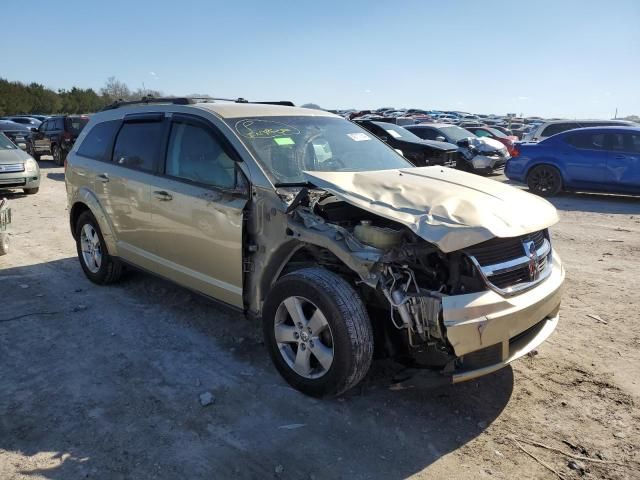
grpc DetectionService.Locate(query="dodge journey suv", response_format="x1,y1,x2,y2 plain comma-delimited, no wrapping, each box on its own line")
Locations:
66,98,564,397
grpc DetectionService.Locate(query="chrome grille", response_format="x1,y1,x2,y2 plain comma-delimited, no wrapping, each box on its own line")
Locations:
0,163,25,173
464,230,552,295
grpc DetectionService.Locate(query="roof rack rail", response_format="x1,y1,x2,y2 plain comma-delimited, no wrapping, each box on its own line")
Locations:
101,96,295,111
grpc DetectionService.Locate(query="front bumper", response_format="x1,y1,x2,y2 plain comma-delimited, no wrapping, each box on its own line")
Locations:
441,251,564,383
470,154,508,172
0,172,40,190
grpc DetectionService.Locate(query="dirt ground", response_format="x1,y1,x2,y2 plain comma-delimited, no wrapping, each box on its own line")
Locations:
1,160,639,480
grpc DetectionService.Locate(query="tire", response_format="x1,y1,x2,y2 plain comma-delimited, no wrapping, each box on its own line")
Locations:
23,188,39,195
75,210,122,285
527,165,562,197
52,144,63,166
0,233,9,256
262,267,374,397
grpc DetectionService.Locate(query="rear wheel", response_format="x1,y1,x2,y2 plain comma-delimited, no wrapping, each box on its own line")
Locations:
75,211,122,284
262,267,374,397
52,144,63,166
527,165,562,197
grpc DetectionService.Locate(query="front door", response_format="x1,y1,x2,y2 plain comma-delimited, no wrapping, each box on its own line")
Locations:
607,132,640,191
148,114,247,307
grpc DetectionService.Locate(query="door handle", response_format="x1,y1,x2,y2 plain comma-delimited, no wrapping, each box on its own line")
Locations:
615,155,626,160
153,190,173,201
96,173,109,183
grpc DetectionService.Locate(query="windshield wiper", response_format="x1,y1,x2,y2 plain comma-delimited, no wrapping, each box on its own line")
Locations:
274,181,316,188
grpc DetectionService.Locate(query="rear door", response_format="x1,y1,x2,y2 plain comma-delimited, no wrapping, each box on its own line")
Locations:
563,131,611,186
147,113,248,307
607,132,640,191
92,113,165,269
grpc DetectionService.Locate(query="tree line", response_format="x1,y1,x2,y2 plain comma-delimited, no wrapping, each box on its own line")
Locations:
0,77,163,116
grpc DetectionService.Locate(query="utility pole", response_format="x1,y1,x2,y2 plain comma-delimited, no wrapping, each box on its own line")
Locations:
614,107,618,119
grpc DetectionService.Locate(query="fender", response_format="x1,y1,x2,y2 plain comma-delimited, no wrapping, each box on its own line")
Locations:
70,187,119,255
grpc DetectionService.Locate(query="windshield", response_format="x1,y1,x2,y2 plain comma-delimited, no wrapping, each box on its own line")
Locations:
227,116,412,184
371,122,423,142
0,133,17,149
485,127,507,138
439,125,475,143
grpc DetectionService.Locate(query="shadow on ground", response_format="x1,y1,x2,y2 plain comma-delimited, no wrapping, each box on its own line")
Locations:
46,172,65,182
548,191,640,215
0,258,514,479
34,158,60,170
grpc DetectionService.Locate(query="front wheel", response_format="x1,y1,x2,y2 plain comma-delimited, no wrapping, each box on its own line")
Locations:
527,165,562,197
262,268,374,397
23,188,39,195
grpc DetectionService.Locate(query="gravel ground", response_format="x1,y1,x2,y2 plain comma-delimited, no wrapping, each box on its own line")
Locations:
0,160,639,479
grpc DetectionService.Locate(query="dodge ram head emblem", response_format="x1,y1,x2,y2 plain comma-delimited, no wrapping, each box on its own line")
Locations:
523,240,539,281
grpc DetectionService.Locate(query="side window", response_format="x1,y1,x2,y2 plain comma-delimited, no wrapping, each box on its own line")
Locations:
474,129,491,137
420,128,438,140
165,121,236,189
39,121,48,132
77,120,120,161
54,118,64,130
542,123,580,137
112,121,164,172
612,133,640,153
566,133,605,150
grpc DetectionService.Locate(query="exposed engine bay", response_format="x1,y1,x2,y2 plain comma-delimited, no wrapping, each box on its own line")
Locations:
280,187,487,368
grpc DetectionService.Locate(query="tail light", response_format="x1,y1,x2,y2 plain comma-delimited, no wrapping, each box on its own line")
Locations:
512,144,520,157
63,131,73,142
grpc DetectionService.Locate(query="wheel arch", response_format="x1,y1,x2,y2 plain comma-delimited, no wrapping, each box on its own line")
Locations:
525,159,565,183
249,240,358,320
69,188,118,254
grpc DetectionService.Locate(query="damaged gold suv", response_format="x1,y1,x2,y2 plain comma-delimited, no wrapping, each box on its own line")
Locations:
65,98,564,397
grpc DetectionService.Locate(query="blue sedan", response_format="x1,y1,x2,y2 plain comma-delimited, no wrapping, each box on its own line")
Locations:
505,126,640,196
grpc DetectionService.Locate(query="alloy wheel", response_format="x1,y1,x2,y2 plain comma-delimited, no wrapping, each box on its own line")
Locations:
274,296,335,379
80,224,102,273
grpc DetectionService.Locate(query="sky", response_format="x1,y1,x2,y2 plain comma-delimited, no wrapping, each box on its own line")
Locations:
3,0,639,118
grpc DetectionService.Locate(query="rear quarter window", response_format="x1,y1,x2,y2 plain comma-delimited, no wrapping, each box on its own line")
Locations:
77,120,121,161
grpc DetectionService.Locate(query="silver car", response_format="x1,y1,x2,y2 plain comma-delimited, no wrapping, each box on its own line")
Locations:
66,99,564,397
0,133,40,195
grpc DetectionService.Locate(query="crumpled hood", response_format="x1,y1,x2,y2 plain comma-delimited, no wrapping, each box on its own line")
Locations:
0,148,29,164
304,166,559,252
468,136,505,153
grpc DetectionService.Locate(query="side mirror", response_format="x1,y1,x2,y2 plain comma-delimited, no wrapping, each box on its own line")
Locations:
435,136,446,142
457,138,470,147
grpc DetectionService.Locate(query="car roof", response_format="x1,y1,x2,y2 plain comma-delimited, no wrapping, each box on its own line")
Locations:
560,126,640,133
192,102,337,119
405,123,456,128
540,119,634,125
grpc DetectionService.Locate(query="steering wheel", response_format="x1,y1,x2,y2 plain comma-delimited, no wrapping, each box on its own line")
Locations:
303,133,346,170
